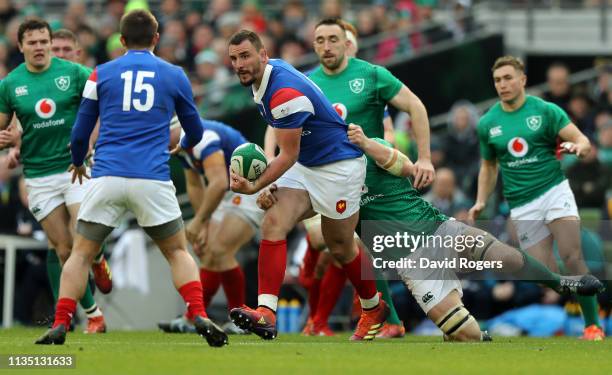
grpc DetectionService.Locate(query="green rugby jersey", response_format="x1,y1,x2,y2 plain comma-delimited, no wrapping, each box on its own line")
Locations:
360,138,447,236
309,58,402,139
477,95,570,209
0,57,91,178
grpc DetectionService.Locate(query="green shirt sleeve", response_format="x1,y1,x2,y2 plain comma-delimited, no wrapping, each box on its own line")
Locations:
477,118,495,161
0,79,12,115
376,66,403,102
545,101,571,136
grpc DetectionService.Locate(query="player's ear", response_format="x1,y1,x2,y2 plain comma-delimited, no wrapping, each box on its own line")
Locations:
151,33,160,48
119,36,127,49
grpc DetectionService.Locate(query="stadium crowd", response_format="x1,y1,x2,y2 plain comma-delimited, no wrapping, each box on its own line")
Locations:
0,0,611,337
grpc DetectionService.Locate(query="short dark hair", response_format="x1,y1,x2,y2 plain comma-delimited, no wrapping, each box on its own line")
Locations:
52,29,78,44
492,55,525,74
18,17,52,45
228,29,264,51
315,17,346,32
120,10,158,48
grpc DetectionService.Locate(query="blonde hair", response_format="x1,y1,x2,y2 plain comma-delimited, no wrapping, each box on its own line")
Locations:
492,55,525,73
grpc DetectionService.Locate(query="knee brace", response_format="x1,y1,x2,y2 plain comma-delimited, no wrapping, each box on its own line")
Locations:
461,226,497,262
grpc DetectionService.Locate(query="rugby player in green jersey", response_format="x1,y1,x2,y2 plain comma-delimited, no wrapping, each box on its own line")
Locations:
469,56,604,340
0,19,108,333
257,123,603,342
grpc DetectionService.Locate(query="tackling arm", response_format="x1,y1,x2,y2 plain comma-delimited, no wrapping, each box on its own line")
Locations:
389,85,430,160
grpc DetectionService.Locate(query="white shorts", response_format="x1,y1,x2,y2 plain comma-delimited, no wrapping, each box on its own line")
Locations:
25,171,92,221
78,176,182,228
397,220,465,314
211,191,264,232
276,156,366,220
510,180,579,249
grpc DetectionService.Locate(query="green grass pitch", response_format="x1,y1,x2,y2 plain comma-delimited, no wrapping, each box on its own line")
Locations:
1,328,611,374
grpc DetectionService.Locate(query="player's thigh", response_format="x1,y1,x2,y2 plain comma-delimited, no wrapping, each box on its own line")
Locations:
208,213,255,257
524,235,557,272
547,217,586,272
304,215,326,250
320,212,359,258
261,187,311,240
39,204,72,260
152,226,189,259
66,203,80,237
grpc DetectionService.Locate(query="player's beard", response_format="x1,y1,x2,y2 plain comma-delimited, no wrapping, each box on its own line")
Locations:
322,53,344,72
237,62,261,87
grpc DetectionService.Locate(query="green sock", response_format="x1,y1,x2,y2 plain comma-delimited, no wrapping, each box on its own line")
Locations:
576,294,600,328
514,249,562,291
375,278,402,325
47,248,99,316
94,242,106,263
80,282,98,313
46,249,61,303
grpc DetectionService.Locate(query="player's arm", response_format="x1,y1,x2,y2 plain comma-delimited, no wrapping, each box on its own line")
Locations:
468,158,498,222
388,85,433,188
231,127,301,194
194,151,228,224
0,78,16,148
264,125,278,159
253,127,300,190
382,115,396,147
348,124,414,177
185,168,204,212
71,68,100,168
558,123,591,158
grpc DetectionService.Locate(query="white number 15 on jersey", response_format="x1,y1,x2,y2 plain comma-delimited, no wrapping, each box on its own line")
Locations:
121,70,155,112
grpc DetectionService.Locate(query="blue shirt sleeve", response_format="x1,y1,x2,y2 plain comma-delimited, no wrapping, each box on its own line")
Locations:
71,98,99,166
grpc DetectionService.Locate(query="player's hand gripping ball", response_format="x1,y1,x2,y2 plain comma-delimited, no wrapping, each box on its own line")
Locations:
230,143,268,181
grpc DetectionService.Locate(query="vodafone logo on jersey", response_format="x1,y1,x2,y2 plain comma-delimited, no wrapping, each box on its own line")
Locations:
507,137,529,157
35,98,57,119
333,103,348,120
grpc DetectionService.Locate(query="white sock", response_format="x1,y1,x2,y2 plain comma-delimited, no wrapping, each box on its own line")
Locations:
85,306,103,319
258,294,278,312
359,293,380,310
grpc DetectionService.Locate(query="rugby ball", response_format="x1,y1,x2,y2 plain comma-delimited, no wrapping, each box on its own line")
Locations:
230,143,268,181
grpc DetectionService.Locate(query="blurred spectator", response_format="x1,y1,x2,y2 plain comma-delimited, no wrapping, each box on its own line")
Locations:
592,63,611,110
279,38,306,66
542,62,572,112
0,0,17,33
567,93,596,139
194,49,230,110
320,0,344,18
423,167,472,221
241,0,267,34
206,0,234,31
106,33,125,61
163,18,189,66
567,144,612,208
158,0,183,30
188,23,215,68
418,0,452,46
446,0,476,41
217,12,242,40
441,100,480,194
282,0,308,38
